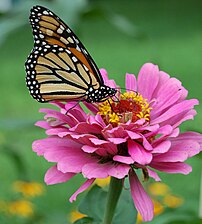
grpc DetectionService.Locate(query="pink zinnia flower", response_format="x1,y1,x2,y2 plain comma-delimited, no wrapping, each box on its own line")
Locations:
33,63,202,221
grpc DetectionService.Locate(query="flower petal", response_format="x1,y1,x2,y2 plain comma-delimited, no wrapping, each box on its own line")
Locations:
137,63,159,101
45,166,75,185
113,155,134,164
35,121,51,129
128,140,152,165
69,178,95,202
153,140,200,162
150,162,192,174
151,77,185,117
57,151,95,173
82,162,130,179
146,168,161,181
174,132,202,150
129,169,154,221
150,99,199,125
126,73,137,91
152,140,171,153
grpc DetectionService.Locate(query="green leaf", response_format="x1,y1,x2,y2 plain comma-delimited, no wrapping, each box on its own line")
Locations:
73,217,100,224
78,181,137,223
78,185,107,222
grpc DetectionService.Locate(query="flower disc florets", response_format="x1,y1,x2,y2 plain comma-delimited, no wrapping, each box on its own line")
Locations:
98,91,152,126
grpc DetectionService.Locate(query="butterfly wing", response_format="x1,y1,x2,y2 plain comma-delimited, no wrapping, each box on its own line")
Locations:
25,5,104,102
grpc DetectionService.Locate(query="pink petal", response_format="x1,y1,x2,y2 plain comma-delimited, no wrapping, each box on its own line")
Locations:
151,71,170,97
151,77,185,117
83,102,99,114
100,68,109,83
69,178,95,202
108,137,128,144
67,108,87,122
127,131,152,151
46,127,69,136
150,99,198,125
129,169,154,221
35,121,51,129
45,166,75,185
153,140,200,162
137,63,159,101
39,108,77,127
88,114,106,127
100,68,117,88
89,138,108,145
82,162,130,179
175,132,202,149
150,162,192,174
152,140,171,153
113,155,134,164
126,130,141,139
70,133,96,145
57,151,95,173
146,168,161,181
126,73,137,92
128,140,152,165
82,145,99,153
172,109,197,129
32,137,79,156
69,122,102,134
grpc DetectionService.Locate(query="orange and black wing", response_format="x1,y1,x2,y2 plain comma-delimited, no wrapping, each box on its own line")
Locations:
25,5,104,102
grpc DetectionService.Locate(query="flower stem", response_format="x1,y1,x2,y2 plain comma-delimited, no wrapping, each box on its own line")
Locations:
103,177,123,224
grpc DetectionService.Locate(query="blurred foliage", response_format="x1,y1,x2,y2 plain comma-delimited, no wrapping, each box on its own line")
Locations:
0,0,202,223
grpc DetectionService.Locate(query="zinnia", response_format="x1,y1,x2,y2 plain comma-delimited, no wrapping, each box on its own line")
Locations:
33,63,202,221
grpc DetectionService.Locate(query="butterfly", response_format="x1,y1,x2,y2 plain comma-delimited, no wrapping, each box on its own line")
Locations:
25,5,117,103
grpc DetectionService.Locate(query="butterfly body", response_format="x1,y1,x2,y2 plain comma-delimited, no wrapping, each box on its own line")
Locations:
25,5,116,103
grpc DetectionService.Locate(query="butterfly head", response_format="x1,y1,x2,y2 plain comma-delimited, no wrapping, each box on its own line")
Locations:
86,85,117,103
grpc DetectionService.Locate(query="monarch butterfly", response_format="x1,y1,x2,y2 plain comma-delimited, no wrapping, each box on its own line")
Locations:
25,5,117,103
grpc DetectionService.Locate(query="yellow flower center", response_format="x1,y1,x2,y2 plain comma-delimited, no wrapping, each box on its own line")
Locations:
98,91,152,126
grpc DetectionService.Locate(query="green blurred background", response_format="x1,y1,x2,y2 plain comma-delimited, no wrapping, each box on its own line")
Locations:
0,0,202,223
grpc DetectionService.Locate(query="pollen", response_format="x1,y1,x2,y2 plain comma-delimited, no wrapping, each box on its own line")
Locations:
98,91,152,126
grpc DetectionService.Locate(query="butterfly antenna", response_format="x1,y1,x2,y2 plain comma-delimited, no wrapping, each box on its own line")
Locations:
65,101,81,115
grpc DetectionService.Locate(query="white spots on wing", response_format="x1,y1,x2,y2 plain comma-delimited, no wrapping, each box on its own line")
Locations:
57,28,63,34
83,65,88,71
83,49,88,55
66,49,71,54
67,37,73,43
67,28,71,33
43,10,49,15
76,45,81,52
60,25,65,30
72,56,77,62
39,34,44,38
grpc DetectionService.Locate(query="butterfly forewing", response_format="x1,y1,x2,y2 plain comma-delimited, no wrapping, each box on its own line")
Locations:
25,5,116,103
